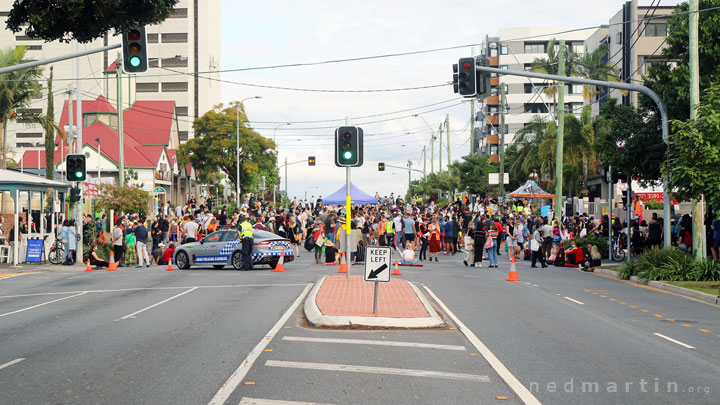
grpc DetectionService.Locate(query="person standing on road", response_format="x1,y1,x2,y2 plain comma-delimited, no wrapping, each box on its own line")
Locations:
472,217,487,267
112,221,125,266
237,215,254,270
67,220,77,265
183,215,199,244
402,213,415,250
428,217,441,262
135,218,150,268
531,220,547,268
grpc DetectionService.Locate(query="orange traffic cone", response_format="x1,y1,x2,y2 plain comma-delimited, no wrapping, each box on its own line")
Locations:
506,255,520,281
165,261,175,271
107,250,118,271
391,260,402,276
85,259,93,272
273,250,286,272
337,252,347,273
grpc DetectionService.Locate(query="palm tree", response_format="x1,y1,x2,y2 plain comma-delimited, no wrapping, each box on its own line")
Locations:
529,39,579,115
574,43,621,102
42,66,66,179
0,46,44,169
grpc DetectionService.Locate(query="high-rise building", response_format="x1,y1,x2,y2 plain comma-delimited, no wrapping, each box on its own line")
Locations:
0,0,220,161
475,27,596,163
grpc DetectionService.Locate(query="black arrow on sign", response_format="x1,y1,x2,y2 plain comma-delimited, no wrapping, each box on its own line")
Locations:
367,263,388,279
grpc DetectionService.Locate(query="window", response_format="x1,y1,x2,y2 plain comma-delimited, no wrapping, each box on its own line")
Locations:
524,103,548,114
136,82,159,93
169,8,188,18
162,82,188,92
16,142,35,148
571,43,584,55
162,57,188,67
161,33,188,43
26,45,42,50
16,108,41,123
500,46,508,55
16,132,42,139
487,105,499,114
490,48,498,57
178,131,189,141
15,35,34,41
645,23,667,37
490,144,499,156
565,103,583,114
175,106,188,116
616,32,623,44
147,33,159,43
524,83,548,94
0,11,9,16
490,87,499,96
499,65,508,70
524,42,546,54
523,63,534,71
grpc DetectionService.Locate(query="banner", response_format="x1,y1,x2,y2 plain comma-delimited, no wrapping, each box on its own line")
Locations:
26,239,44,263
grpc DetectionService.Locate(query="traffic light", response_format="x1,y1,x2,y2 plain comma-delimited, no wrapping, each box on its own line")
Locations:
334,126,364,167
66,154,86,182
457,57,477,97
649,143,668,162
476,57,491,98
308,156,316,166
452,63,459,94
378,162,385,171
69,186,81,203
122,25,148,73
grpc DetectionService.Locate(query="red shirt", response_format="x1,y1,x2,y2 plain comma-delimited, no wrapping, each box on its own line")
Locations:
162,248,175,264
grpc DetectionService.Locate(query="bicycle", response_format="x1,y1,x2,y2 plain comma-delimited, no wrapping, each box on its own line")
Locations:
48,239,65,265
610,234,627,262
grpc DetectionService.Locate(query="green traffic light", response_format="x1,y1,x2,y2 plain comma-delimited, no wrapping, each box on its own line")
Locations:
129,55,142,67
75,171,83,178
343,151,353,160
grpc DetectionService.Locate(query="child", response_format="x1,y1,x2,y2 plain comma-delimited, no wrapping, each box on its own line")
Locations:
125,231,137,266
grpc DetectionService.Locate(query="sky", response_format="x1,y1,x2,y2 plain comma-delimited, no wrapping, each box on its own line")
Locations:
219,0,681,201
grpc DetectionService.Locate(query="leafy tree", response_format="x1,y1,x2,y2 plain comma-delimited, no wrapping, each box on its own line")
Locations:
5,0,179,43
666,83,720,208
574,43,622,101
178,103,277,197
95,183,151,215
0,47,43,169
448,154,497,196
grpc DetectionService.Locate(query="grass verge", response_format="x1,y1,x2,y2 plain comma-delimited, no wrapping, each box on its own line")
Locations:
665,281,720,297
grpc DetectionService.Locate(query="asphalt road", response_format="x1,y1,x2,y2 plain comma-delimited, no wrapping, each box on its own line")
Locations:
1,248,718,404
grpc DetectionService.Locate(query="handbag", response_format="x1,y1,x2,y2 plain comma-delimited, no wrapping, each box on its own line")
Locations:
315,235,325,247
530,239,540,251
484,237,493,249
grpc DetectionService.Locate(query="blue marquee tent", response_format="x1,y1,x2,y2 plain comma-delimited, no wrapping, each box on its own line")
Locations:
321,183,378,205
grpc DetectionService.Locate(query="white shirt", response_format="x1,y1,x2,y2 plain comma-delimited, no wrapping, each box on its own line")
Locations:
183,221,199,240
175,206,182,217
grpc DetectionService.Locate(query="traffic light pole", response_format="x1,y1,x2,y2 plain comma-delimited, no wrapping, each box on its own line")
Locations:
117,54,125,186
474,65,671,248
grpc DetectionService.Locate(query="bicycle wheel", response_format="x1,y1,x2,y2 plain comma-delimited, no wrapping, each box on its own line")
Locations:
49,248,64,264
612,247,626,262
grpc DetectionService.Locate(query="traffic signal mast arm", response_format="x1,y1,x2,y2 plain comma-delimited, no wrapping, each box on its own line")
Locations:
381,163,424,174
472,64,671,248
280,159,309,169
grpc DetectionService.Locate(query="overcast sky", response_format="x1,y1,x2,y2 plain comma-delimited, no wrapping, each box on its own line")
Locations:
219,0,681,201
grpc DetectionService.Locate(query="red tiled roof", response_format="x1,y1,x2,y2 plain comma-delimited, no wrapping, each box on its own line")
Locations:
123,100,176,145
105,59,118,73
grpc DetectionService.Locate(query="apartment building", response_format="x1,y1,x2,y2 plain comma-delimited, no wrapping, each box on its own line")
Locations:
475,27,596,162
0,0,220,161
586,0,674,109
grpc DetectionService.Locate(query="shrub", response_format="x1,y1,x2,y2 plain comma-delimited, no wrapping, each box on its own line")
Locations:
630,247,719,282
563,235,609,259
689,259,720,282
617,261,639,280
644,200,663,210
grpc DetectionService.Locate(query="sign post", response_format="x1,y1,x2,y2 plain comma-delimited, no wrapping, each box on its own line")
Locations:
364,246,392,314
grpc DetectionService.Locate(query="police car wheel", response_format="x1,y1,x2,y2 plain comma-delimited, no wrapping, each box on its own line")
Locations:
176,251,190,270
269,258,279,269
232,251,243,270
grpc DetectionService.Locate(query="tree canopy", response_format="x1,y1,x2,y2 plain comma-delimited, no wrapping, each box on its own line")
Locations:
95,183,151,215
5,0,179,43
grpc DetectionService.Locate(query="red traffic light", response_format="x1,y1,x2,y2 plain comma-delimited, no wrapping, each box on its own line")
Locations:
128,30,141,41
463,62,471,71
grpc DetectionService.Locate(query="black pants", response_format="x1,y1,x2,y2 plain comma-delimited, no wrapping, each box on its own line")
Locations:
241,237,253,270
531,249,546,267
473,237,485,263
419,238,428,260
114,245,125,265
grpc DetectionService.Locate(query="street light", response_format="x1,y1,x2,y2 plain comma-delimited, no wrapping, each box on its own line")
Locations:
236,96,262,204
414,114,436,174
272,122,291,206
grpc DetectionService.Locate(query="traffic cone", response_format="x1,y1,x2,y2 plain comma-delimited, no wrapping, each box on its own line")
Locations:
506,255,520,281
165,261,175,271
391,260,402,276
337,252,347,273
107,250,118,271
273,250,286,272
85,259,93,272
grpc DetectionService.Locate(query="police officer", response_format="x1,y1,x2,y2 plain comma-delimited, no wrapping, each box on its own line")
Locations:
237,215,253,270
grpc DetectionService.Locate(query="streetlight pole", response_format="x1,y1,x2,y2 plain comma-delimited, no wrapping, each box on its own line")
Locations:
414,115,435,174
272,122,290,206
236,96,261,205
95,137,101,181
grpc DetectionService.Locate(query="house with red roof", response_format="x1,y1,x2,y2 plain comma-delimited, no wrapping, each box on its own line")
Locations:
20,95,197,212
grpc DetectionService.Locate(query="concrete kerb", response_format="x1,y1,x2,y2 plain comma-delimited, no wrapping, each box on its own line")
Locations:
304,276,445,328
593,268,720,306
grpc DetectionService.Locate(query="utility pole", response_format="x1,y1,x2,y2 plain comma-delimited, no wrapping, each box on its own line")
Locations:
438,123,443,171
446,114,450,168
75,41,84,256
236,105,241,204
499,82,506,197
689,0,704,259
422,145,426,178
117,54,125,186
407,160,412,190
554,40,566,221
284,156,288,200
430,129,434,174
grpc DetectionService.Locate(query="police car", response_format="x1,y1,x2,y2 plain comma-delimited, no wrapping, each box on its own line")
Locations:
173,229,294,270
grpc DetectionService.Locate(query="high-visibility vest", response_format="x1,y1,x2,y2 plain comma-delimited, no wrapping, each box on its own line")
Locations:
240,221,253,238
385,220,395,234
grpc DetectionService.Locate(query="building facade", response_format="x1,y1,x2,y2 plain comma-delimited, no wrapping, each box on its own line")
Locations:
0,0,221,160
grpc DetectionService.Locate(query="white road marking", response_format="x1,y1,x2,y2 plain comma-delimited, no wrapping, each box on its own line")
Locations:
265,360,489,382
116,287,198,320
0,292,88,318
653,333,695,349
423,286,541,405
563,297,585,305
0,358,25,370
208,284,312,405
555,294,561,296
282,336,466,351
533,284,539,287
0,284,309,299
239,398,335,405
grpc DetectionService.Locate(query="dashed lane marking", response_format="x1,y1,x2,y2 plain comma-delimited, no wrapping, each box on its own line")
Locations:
282,336,466,351
699,329,712,333
653,333,695,349
115,287,198,321
641,309,650,312
591,272,669,293
563,297,585,305
619,302,627,304
265,360,490,382
0,358,25,370
653,314,664,318
0,292,88,318
239,398,336,405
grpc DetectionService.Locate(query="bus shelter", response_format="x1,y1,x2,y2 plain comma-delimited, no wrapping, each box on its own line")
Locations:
0,169,70,266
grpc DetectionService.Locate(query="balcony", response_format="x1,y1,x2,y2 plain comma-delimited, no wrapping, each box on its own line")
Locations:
489,155,499,163
488,57,499,66
490,77,500,86
486,115,499,125
486,135,499,144
486,95,499,105
154,170,171,182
